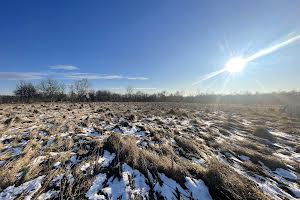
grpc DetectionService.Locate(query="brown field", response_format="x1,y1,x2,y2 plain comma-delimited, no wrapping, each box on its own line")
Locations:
0,102,299,200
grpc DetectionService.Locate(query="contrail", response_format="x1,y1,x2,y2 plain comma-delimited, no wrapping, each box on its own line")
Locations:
193,33,300,85
246,34,300,62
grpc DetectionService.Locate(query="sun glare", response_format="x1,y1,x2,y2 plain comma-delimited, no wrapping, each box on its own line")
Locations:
225,57,247,73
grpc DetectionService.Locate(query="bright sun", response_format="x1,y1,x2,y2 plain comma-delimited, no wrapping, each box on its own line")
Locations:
225,57,247,73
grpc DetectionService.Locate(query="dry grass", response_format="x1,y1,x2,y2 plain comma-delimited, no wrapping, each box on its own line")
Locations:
104,134,190,185
203,159,270,200
253,127,275,142
0,102,298,199
295,145,300,153
0,140,42,190
231,147,286,170
103,134,269,200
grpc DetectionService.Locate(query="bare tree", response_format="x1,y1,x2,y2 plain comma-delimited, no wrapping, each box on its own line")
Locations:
38,79,65,102
126,86,134,95
14,81,37,102
73,79,90,101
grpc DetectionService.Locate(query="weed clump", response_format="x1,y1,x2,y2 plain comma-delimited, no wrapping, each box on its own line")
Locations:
104,134,188,185
203,159,270,200
253,127,275,142
295,145,300,153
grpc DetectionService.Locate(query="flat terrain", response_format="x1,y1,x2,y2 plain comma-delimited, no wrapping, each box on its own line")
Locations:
0,102,299,200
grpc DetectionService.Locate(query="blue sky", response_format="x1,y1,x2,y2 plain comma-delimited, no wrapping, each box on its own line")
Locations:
0,0,300,94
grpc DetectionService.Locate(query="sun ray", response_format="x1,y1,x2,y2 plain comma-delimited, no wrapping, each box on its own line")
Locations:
193,33,300,85
192,68,226,85
246,34,300,62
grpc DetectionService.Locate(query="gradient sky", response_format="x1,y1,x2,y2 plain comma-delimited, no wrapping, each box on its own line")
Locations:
0,0,300,94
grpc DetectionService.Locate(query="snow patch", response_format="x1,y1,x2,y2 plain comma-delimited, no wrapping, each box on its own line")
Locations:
0,175,45,200
81,162,91,171
185,177,212,200
98,150,115,167
274,168,298,180
86,173,107,200
38,190,59,200
154,173,189,199
239,155,250,161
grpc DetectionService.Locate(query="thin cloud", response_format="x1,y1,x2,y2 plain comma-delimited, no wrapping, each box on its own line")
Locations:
0,72,45,80
126,76,149,80
50,65,79,70
0,71,149,82
66,73,123,80
65,73,149,80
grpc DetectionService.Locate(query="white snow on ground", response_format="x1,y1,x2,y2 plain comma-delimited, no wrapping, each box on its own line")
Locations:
52,174,64,187
16,172,24,181
46,137,55,146
79,128,103,137
81,162,91,171
122,164,150,198
0,135,14,142
98,150,115,167
60,132,69,137
289,186,300,198
238,155,250,161
86,173,107,200
2,147,23,157
185,177,212,200
67,173,75,184
86,164,150,200
217,151,298,200
70,154,80,165
38,190,59,200
270,131,296,140
0,175,45,200
53,161,61,168
245,173,296,200
274,168,298,180
154,173,189,199
102,175,128,200
120,126,139,135
192,157,206,165
291,152,300,162
0,160,6,166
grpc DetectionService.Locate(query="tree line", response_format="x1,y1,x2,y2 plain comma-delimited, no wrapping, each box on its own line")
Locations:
0,78,299,105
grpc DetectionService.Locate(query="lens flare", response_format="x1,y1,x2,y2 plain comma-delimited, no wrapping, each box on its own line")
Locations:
246,34,300,62
193,33,300,85
225,57,247,73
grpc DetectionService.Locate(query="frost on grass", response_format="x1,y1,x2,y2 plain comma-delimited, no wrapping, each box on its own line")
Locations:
0,175,45,200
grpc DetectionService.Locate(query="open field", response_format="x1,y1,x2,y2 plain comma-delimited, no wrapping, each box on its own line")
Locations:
0,102,299,200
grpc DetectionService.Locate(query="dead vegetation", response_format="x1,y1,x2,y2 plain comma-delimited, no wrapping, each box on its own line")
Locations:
0,102,299,199
204,159,270,200
253,127,276,142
